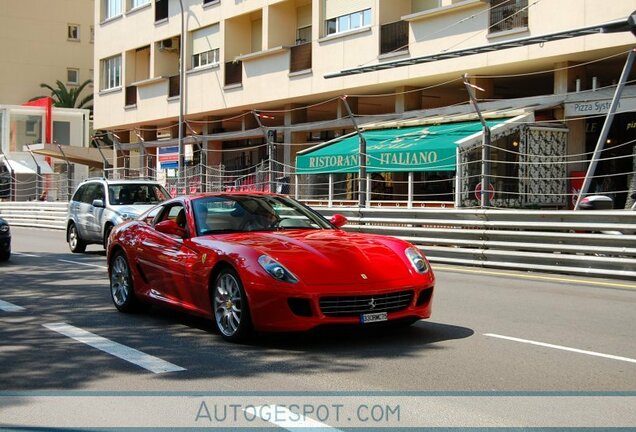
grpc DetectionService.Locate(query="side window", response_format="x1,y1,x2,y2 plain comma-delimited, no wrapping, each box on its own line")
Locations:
72,185,87,202
94,184,105,202
155,204,185,227
80,184,97,203
143,207,162,225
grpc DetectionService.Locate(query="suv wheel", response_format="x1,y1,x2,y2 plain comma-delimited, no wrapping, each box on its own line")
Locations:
68,223,87,253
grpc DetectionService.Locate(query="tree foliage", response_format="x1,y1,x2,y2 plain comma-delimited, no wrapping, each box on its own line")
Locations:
31,79,93,111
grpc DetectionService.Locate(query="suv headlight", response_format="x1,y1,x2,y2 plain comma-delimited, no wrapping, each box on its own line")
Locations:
405,247,430,274
0,225,9,233
117,212,137,222
258,255,298,284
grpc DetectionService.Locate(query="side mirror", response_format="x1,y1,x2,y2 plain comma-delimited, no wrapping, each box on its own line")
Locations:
92,199,105,208
330,214,348,229
155,219,187,238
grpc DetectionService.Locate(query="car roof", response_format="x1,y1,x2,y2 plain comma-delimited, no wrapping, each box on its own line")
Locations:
80,178,164,185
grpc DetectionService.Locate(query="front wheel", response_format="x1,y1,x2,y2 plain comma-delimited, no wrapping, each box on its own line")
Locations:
0,250,9,262
109,251,144,312
212,268,252,342
68,223,86,253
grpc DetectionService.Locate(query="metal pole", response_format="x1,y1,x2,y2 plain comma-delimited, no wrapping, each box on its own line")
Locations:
574,47,636,209
24,144,41,199
340,96,367,207
178,0,186,195
55,143,73,200
463,74,491,208
252,111,275,193
0,151,15,201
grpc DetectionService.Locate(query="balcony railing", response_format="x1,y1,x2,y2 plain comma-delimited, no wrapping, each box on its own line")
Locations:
168,75,180,97
290,42,312,73
125,85,137,106
225,61,242,86
489,0,528,33
380,20,408,55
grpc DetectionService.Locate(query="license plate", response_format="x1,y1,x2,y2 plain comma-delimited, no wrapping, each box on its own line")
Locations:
360,312,388,324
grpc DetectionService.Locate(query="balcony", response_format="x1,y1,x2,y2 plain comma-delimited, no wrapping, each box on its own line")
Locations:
290,42,312,73
225,61,242,86
380,20,409,55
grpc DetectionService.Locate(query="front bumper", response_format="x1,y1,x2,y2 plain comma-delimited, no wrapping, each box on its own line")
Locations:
246,276,435,332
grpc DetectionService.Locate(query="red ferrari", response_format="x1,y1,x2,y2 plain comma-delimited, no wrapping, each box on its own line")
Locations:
107,193,435,341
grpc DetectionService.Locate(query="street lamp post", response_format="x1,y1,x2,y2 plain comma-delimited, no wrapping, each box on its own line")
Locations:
177,0,186,195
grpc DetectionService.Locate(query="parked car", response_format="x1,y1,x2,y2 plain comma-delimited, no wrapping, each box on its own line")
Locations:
67,178,170,253
107,192,436,342
0,216,10,261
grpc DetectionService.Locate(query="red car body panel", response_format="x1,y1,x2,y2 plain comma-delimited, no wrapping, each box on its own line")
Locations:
108,193,435,333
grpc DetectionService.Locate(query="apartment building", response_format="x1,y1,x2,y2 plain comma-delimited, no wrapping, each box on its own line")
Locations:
0,0,95,105
0,0,95,201
93,0,636,207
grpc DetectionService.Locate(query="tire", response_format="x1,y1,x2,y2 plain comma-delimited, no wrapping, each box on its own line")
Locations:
0,250,9,262
103,224,113,250
68,223,87,253
109,251,143,313
212,268,252,342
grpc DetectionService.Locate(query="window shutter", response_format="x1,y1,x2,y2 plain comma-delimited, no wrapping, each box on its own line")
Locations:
192,23,220,55
324,0,373,20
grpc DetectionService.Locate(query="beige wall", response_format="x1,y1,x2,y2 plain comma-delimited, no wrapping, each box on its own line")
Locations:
0,0,94,105
93,0,636,130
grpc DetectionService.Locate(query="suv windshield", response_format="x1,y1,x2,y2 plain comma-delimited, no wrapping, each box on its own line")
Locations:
108,184,170,206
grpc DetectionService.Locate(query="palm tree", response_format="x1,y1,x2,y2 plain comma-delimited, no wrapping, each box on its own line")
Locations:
31,79,93,111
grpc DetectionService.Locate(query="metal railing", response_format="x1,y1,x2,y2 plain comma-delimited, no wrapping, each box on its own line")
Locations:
290,42,312,72
380,20,408,54
2,201,635,280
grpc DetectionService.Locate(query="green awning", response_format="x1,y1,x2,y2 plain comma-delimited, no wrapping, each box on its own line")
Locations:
296,119,509,174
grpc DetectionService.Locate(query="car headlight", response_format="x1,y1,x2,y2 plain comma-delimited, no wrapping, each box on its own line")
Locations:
117,212,137,222
405,247,430,274
0,225,9,233
258,255,298,284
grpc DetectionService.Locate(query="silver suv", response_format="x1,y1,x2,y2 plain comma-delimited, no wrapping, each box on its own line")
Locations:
66,178,170,253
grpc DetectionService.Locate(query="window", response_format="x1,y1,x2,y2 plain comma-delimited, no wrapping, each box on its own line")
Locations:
90,25,94,43
68,24,80,41
155,0,168,22
326,9,371,36
101,55,122,90
296,26,311,44
203,0,219,4
193,49,220,68
67,68,80,85
103,0,123,20
192,24,220,68
129,0,150,10
489,0,528,33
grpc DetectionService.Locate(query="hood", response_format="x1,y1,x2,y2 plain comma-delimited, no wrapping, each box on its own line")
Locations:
205,229,414,286
111,204,153,217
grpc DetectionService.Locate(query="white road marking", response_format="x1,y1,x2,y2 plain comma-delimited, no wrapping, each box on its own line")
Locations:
484,333,636,364
0,299,25,312
58,259,108,270
244,405,343,431
43,323,186,373
11,252,41,257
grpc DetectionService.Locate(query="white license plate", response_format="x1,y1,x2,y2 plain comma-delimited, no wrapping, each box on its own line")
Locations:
360,312,388,324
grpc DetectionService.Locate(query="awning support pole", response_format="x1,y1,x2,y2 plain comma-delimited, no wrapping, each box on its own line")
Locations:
55,143,73,200
252,110,275,193
455,147,461,208
366,174,371,207
328,173,334,207
574,47,636,210
24,144,42,199
340,96,367,208
408,172,414,209
463,74,491,208
294,174,299,200
91,136,111,173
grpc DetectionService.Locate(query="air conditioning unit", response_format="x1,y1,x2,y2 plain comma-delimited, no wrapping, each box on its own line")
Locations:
159,38,177,51
157,130,172,140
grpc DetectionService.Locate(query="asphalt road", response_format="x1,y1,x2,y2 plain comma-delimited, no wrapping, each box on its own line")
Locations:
1,226,635,429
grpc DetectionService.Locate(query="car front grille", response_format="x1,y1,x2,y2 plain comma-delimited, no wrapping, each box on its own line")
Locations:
319,290,414,317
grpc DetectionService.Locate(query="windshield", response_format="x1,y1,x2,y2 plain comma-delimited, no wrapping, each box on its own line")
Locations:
108,184,170,206
192,195,333,236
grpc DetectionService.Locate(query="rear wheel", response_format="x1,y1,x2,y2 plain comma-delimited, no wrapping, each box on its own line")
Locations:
68,223,86,253
212,268,252,342
109,251,144,312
